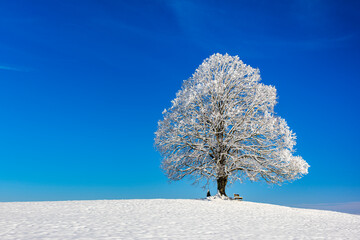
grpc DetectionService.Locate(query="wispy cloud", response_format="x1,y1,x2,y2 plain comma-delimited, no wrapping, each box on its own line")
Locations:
164,0,355,55
243,34,354,50
0,65,29,72
163,0,222,51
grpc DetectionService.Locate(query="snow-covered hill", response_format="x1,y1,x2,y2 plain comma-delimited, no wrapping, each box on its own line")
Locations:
1,199,359,239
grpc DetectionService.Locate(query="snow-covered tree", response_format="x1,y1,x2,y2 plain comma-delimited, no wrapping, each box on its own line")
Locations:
155,53,309,197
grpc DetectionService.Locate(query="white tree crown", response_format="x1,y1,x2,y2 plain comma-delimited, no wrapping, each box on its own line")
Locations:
155,53,309,186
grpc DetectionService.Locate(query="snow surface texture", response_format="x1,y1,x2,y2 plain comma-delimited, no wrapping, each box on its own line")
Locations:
1,199,359,239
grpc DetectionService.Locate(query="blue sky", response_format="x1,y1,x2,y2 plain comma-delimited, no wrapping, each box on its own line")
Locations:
0,0,359,210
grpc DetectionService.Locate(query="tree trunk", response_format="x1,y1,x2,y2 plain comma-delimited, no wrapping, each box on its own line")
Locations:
217,176,228,196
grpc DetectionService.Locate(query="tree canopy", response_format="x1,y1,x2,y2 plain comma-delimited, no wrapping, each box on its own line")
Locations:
155,53,309,196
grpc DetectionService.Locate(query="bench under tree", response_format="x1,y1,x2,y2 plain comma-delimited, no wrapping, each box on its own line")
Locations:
234,194,243,200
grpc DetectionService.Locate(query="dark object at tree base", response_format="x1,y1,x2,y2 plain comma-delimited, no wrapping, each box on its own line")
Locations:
207,190,211,197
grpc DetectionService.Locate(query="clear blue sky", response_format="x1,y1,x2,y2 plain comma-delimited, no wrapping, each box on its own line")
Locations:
0,0,359,206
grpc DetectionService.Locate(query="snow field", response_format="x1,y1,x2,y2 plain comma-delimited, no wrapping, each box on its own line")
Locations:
0,199,359,239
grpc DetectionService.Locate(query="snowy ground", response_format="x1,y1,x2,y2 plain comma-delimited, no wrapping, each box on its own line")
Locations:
1,199,359,239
